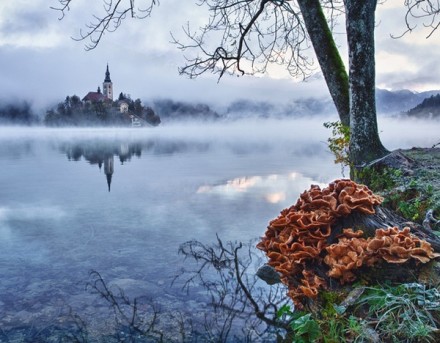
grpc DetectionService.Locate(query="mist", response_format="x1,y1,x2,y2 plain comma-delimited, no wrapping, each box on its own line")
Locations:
0,99,40,125
0,115,438,155
378,116,440,150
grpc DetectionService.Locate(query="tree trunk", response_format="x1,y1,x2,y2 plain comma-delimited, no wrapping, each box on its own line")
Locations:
345,0,388,166
297,0,350,127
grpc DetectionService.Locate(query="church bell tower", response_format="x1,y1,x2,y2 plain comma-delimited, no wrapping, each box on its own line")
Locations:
103,64,113,101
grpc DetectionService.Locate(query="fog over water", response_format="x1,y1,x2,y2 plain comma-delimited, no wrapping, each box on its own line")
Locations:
0,117,438,341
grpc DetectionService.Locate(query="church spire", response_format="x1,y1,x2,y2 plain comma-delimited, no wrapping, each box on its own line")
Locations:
103,63,113,101
104,63,112,83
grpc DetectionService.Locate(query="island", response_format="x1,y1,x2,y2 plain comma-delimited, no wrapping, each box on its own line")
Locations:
44,65,161,127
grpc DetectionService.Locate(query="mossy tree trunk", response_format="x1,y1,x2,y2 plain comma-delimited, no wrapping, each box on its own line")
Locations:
297,0,350,128
345,0,389,166
299,0,389,167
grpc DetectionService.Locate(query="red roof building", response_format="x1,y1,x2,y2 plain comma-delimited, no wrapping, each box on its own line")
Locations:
82,90,108,103
83,65,114,102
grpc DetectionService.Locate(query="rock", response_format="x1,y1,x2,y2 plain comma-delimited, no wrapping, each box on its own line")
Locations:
364,150,415,175
108,278,152,299
256,264,281,285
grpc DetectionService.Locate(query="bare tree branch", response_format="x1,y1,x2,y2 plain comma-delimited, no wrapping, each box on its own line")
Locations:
171,1,315,80
51,1,346,79
51,0,159,50
396,0,440,39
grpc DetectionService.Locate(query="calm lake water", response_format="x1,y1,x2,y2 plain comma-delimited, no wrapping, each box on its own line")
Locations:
0,118,438,342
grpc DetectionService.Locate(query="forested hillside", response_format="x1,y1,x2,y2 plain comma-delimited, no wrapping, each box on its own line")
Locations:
406,94,440,118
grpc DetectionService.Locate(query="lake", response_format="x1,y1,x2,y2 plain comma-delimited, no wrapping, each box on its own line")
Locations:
0,117,438,342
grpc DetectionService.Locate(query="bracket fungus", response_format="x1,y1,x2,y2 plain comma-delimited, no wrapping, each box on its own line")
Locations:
257,179,440,308
325,226,440,284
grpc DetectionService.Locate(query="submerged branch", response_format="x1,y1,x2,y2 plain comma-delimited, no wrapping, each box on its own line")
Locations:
177,235,292,333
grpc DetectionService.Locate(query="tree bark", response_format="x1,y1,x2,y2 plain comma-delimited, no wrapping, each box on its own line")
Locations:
345,0,388,166
297,0,350,127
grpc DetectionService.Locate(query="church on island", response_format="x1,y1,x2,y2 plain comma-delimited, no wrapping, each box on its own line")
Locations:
81,64,160,127
83,64,114,103
44,64,160,127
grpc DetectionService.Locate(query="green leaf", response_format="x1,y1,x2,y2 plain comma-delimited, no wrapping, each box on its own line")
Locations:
276,304,293,318
292,313,321,341
333,304,347,315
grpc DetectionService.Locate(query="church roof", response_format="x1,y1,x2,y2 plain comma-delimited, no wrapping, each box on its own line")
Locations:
82,92,108,102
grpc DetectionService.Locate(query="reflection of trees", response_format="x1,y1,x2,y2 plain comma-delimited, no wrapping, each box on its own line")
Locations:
59,140,145,191
0,238,294,341
62,140,143,165
175,236,291,340
57,138,210,191
61,238,292,342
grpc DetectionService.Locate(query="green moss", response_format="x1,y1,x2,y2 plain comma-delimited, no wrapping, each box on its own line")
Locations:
316,4,348,89
319,290,346,318
356,166,400,192
355,149,440,223
403,149,440,218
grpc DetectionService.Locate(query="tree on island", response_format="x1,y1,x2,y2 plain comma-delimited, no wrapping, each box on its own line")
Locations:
52,0,440,166
44,94,160,127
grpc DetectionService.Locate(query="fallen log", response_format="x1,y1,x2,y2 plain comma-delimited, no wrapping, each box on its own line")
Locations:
333,205,440,252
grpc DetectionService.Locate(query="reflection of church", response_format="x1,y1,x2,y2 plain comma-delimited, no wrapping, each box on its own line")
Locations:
103,155,114,192
62,140,142,191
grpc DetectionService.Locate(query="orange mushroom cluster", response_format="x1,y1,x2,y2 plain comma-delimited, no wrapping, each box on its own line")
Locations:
257,179,383,307
257,179,439,308
325,227,440,284
324,228,368,284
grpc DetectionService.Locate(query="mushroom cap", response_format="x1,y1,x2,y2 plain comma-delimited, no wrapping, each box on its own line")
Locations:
257,180,438,308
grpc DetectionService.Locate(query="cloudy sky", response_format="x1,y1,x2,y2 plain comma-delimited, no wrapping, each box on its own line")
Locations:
1,0,440,112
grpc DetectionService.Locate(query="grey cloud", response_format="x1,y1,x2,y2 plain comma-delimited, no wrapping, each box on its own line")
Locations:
376,36,440,90
0,40,329,115
0,5,53,35
1,0,438,114
379,71,440,91
9,11,48,32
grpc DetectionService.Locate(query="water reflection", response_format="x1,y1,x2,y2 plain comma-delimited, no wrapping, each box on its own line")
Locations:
196,172,328,204
0,141,33,160
0,125,343,343
56,137,212,191
58,140,144,191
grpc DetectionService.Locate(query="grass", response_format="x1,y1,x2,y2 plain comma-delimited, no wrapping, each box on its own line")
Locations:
278,283,440,342
354,283,440,342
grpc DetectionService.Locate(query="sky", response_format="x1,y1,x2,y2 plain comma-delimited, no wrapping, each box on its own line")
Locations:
1,0,440,113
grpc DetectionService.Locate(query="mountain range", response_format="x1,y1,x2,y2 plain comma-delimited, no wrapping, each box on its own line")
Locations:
2,88,440,124
376,89,440,115
151,88,440,122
